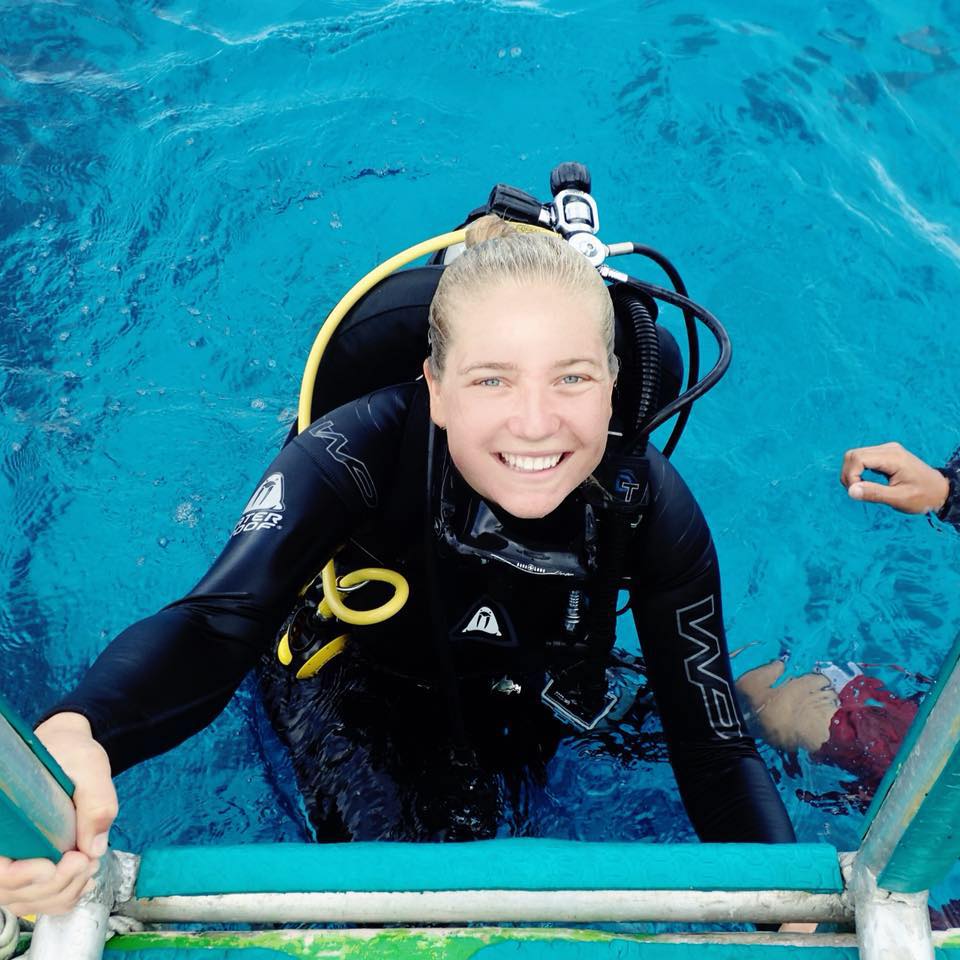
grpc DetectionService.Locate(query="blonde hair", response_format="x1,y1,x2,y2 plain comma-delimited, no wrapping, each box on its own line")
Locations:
427,215,618,378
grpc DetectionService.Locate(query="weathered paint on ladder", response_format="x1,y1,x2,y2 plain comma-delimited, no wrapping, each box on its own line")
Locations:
101,926,865,958
0,694,75,862
857,630,960,894
845,630,960,958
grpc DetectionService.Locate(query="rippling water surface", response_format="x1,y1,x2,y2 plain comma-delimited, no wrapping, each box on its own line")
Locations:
2,0,959,911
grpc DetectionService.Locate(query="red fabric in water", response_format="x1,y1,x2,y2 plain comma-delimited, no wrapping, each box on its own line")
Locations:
810,676,919,786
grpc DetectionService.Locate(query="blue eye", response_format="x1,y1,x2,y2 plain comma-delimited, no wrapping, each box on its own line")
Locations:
560,374,585,385
477,377,502,387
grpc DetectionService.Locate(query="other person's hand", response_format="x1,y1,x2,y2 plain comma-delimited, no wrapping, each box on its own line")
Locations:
841,442,949,514
0,713,117,917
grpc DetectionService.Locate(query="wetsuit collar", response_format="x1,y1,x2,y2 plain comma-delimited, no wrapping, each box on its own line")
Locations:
435,445,598,579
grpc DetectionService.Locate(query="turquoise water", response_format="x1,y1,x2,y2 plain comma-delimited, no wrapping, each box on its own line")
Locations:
2,0,959,911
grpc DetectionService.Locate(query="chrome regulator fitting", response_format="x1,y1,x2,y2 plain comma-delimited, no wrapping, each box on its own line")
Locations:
546,162,605,267
485,162,641,271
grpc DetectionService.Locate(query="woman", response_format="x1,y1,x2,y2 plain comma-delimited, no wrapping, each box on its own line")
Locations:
0,217,795,918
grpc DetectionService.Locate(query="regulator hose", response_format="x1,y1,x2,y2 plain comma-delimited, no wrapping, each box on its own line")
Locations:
628,243,699,459
612,285,661,452
618,275,732,439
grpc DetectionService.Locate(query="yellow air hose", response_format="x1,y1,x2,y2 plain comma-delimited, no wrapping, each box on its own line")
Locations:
285,222,555,671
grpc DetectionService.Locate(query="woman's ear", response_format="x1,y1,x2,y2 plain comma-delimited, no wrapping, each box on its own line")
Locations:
422,358,447,429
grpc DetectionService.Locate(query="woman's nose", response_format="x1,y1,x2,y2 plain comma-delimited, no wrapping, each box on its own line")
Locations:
507,387,561,440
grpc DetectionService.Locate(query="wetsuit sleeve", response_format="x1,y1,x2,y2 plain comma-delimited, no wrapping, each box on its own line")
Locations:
936,444,960,530
42,384,418,774
627,449,796,843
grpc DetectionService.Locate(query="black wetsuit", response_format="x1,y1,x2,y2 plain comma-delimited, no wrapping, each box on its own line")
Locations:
47,381,795,844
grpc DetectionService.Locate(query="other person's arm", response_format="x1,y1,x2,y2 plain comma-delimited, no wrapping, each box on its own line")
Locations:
841,441,959,527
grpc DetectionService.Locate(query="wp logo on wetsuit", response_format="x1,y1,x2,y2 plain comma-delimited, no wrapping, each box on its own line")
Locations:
677,594,743,740
307,419,378,508
232,472,285,536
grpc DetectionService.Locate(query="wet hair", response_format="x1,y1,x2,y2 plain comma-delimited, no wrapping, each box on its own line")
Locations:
427,214,618,378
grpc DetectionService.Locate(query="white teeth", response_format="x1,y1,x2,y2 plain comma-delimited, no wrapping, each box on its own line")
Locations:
500,453,562,472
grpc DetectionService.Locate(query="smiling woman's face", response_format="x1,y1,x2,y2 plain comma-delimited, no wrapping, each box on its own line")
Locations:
423,279,615,519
